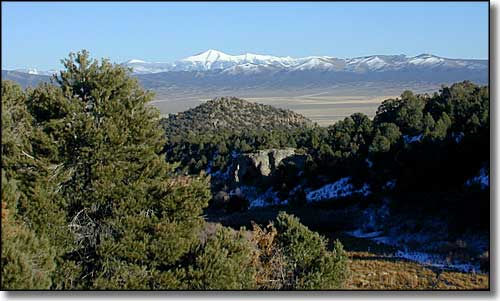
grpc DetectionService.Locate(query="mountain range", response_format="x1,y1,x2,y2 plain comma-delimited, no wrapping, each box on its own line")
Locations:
122,49,487,75
2,49,488,103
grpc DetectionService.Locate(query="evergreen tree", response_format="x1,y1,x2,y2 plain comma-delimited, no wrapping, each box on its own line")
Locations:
369,122,401,153
181,225,257,290
26,51,212,289
272,212,349,289
1,174,55,289
1,81,70,289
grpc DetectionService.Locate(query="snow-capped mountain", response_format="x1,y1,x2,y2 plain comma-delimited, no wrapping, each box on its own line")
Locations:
5,49,487,77
13,68,58,76
3,49,487,94
120,49,487,75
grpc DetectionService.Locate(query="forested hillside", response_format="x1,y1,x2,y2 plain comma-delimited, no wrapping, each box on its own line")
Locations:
161,81,490,271
163,82,489,223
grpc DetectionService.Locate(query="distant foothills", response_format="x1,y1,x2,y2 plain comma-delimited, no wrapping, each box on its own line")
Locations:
2,49,488,95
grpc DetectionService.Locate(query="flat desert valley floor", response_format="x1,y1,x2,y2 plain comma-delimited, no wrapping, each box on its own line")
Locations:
151,95,391,126
149,83,443,126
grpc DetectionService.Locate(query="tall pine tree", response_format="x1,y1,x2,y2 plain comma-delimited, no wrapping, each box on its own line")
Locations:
27,50,211,289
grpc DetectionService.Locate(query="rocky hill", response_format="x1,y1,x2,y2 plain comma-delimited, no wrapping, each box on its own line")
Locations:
161,96,313,135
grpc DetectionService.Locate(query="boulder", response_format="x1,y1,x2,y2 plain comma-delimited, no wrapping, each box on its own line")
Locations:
234,148,304,184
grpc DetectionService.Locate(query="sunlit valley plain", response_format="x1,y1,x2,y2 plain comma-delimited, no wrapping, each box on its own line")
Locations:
1,2,490,291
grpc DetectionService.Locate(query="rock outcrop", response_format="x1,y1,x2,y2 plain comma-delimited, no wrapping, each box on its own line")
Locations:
233,148,305,184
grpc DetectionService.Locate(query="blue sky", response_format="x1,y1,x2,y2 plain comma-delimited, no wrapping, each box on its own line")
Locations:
2,1,489,70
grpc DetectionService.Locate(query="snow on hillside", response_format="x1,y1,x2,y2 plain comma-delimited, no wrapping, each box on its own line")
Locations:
229,186,287,209
183,49,235,63
14,68,57,76
346,56,389,71
403,134,423,144
409,54,445,66
465,167,489,189
126,59,147,64
221,63,276,75
247,188,287,209
306,177,371,203
291,57,340,71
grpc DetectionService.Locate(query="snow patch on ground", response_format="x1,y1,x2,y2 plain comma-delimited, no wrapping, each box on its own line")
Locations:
403,134,423,144
452,132,464,144
235,187,287,209
208,151,241,180
360,199,391,232
346,230,481,273
394,250,479,273
346,197,486,273
346,229,384,238
248,189,281,208
384,180,396,190
306,177,371,203
289,184,302,195
465,167,489,189
365,158,373,168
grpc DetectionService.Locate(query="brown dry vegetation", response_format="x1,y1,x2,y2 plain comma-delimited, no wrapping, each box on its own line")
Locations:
322,232,489,290
346,251,488,290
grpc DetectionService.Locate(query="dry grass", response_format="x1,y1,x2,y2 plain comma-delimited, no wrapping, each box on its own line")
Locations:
346,251,488,290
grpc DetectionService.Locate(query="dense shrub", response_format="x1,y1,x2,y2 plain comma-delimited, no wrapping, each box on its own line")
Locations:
252,212,349,290
1,173,56,289
181,225,257,290
1,81,71,289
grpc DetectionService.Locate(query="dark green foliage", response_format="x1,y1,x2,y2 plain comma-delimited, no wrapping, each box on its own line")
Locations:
164,125,318,175
1,173,56,289
272,212,349,289
367,82,488,231
26,51,216,289
306,112,374,180
427,81,488,134
369,135,391,153
369,122,401,153
375,90,426,135
424,112,451,141
6,51,301,290
182,225,257,290
328,112,373,159
162,96,312,136
1,81,72,289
